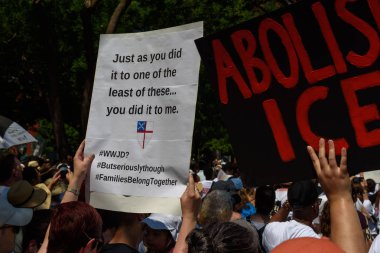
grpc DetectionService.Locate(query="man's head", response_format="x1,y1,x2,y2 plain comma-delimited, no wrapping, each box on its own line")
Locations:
288,180,319,221
99,209,144,246
47,201,102,253
0,153,23,186
255,186,275,216
199,190,232,226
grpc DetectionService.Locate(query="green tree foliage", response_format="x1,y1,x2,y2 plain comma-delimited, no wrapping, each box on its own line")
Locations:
0,0,290,158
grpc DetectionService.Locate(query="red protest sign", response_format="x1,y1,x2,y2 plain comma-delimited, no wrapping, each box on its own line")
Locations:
196,0,380,186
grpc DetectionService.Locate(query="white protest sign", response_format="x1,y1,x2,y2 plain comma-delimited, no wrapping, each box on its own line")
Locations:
85,22,203,205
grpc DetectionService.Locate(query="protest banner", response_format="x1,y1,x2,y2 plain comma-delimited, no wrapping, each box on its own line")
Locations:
195,0,380,186
85,22,203,213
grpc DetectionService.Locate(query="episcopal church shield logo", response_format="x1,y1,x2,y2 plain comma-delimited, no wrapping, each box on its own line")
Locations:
137,121,154,149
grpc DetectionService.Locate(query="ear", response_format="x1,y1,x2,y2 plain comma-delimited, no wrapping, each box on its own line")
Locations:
82,238,97,253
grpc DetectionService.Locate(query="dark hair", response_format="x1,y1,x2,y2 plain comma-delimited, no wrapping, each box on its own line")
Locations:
187,222,259,253
0,153,17,183
255,186,275,215
97,209,138,231
47,201,102,253
366,179,376,193
22,167,40,185
288,180,318,208
22,209,52,252
203,166,213,180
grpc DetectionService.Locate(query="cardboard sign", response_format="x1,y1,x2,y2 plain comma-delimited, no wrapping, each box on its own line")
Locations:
85,21,203,209
195,0,380,186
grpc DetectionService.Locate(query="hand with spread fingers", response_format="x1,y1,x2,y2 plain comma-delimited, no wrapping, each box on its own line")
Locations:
307,138,366,253
307,138,351,202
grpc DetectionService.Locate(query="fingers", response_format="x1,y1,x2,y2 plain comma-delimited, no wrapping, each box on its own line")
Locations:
85,153,95,164
307,146,321,174
339,147,347,173
188,173,195,195
328,140,337,168
318,138,328,169
75,140,85,159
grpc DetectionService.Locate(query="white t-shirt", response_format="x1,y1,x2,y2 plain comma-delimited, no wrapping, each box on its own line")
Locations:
262,220,320,252
369,234,380,253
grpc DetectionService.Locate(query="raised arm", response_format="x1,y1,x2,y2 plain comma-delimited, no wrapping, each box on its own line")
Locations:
307,139,366,253
61,140,95,203
173,174,201,253
38,140,94,253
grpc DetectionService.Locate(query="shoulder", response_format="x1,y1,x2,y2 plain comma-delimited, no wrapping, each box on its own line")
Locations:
369,235,380,253
288,220,319,238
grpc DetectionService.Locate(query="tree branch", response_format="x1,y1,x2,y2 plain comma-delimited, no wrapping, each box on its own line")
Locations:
106,0,132,34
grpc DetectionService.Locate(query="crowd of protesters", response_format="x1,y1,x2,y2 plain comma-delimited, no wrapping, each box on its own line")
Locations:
0,139,380,253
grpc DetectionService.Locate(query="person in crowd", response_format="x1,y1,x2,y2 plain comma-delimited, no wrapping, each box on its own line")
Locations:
47,201,102,253
369,233,380,253
0,184,34,253
262,180,321,251
237,188,256,221
186,221,260,253
38,140,96,253
320,201,331,237
172,139,367,253
141,214,181,253
271,237,345,253
98,210,144,253
250,185,275,252
366,178,378,204
198,190,233,227
249,186,275,231
23,166,41,186
22,210,52,253
0,152,24,186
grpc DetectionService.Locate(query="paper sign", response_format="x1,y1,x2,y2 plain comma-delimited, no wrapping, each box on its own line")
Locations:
85,22,203,203
195,0,380,186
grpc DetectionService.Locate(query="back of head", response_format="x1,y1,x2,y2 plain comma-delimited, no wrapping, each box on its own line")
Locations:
287,180,318,209
199,190,232,226
366,179,376,193
47,201,102,253
187,221,259,253
255,186,275,215
271,237,344,253
22,209,52,252
0,153,16,184
22,167,40,185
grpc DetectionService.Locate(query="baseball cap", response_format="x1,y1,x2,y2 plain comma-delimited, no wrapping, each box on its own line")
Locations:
0,186,33,227
287,180,318,208
142,213,181,240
